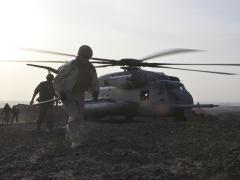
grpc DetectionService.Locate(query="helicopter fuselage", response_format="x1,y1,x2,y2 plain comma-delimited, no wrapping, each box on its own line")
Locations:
85,69,194,118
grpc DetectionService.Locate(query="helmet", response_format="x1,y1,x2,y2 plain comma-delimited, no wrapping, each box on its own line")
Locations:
77,45,93,59
46,73,54,81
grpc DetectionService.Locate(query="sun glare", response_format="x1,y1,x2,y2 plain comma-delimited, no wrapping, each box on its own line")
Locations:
0,0,50,101
0,0,47,58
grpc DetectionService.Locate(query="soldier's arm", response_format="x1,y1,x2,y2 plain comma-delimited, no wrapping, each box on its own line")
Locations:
30,83,41,105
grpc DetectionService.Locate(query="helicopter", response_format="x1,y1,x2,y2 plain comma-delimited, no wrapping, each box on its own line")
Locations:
6,47,240,121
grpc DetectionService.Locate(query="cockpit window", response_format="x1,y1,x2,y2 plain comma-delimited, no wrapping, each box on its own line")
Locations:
166,83,185,91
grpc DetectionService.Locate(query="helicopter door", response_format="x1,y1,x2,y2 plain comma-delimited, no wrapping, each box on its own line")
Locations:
140,90,149,102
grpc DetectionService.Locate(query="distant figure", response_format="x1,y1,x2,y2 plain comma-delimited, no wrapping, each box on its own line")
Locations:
2,103,11,124
54,45,99,148
30,73,56,131
11,105,20,123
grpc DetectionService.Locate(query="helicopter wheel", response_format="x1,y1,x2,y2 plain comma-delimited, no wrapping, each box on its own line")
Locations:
174,109,187,121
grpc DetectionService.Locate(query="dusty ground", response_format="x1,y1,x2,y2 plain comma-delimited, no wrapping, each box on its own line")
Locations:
0,108,240,179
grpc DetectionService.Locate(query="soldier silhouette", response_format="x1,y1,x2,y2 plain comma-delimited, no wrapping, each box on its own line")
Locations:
30,73,56,131
54,45,99,148
2,103,11,124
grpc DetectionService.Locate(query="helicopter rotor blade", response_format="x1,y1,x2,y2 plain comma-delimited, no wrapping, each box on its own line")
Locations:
20,48,77,57
20,48,116,62
90,57,118,62
27,64,58,74
140,48,202,61
27,63,112,72
153,65,237,75
95,65,114,68
145,63,240,66
90,61,118,65
0,60,68,63
90,60,240,72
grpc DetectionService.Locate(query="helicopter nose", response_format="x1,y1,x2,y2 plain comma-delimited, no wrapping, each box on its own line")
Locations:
177,90,193,104
169,89,193,104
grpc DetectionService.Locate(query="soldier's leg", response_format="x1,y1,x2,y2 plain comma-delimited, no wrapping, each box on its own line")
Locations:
37,105,48,131
63,95,83,147
46,104,54,131
64,100,81,141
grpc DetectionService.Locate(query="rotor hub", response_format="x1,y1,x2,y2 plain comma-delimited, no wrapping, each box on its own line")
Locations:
120,66,140,71
119,58,141,67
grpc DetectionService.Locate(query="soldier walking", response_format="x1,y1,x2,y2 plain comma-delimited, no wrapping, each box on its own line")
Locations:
30,74,56,131
2,103,11,124
11,105,20,123
53,45,99,148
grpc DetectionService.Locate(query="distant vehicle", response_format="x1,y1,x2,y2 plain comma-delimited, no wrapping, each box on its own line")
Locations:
5,47,240,120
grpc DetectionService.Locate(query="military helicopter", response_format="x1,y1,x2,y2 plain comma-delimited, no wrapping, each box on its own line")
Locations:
6,47,240,120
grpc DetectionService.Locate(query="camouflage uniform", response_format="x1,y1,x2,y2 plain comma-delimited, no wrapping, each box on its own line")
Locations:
54,50,99,148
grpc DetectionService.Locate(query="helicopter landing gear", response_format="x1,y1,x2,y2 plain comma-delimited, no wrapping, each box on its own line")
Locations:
174,109,187,121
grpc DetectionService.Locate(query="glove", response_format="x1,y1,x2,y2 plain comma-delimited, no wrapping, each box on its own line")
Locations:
60,92,67,102
92,91,98,101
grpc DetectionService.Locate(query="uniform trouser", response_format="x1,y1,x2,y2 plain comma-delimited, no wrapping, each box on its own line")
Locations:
63,92,84,143
37,103,53,130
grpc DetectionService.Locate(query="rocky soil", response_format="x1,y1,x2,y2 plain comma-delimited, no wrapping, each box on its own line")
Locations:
0,108,240,179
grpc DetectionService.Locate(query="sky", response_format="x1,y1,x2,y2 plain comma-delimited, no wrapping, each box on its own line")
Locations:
0,0,240,104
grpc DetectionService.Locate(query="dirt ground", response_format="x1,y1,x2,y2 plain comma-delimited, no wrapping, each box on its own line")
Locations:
0,110,240,179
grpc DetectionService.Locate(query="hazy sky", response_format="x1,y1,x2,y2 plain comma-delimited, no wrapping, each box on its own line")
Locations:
0,0,240,104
